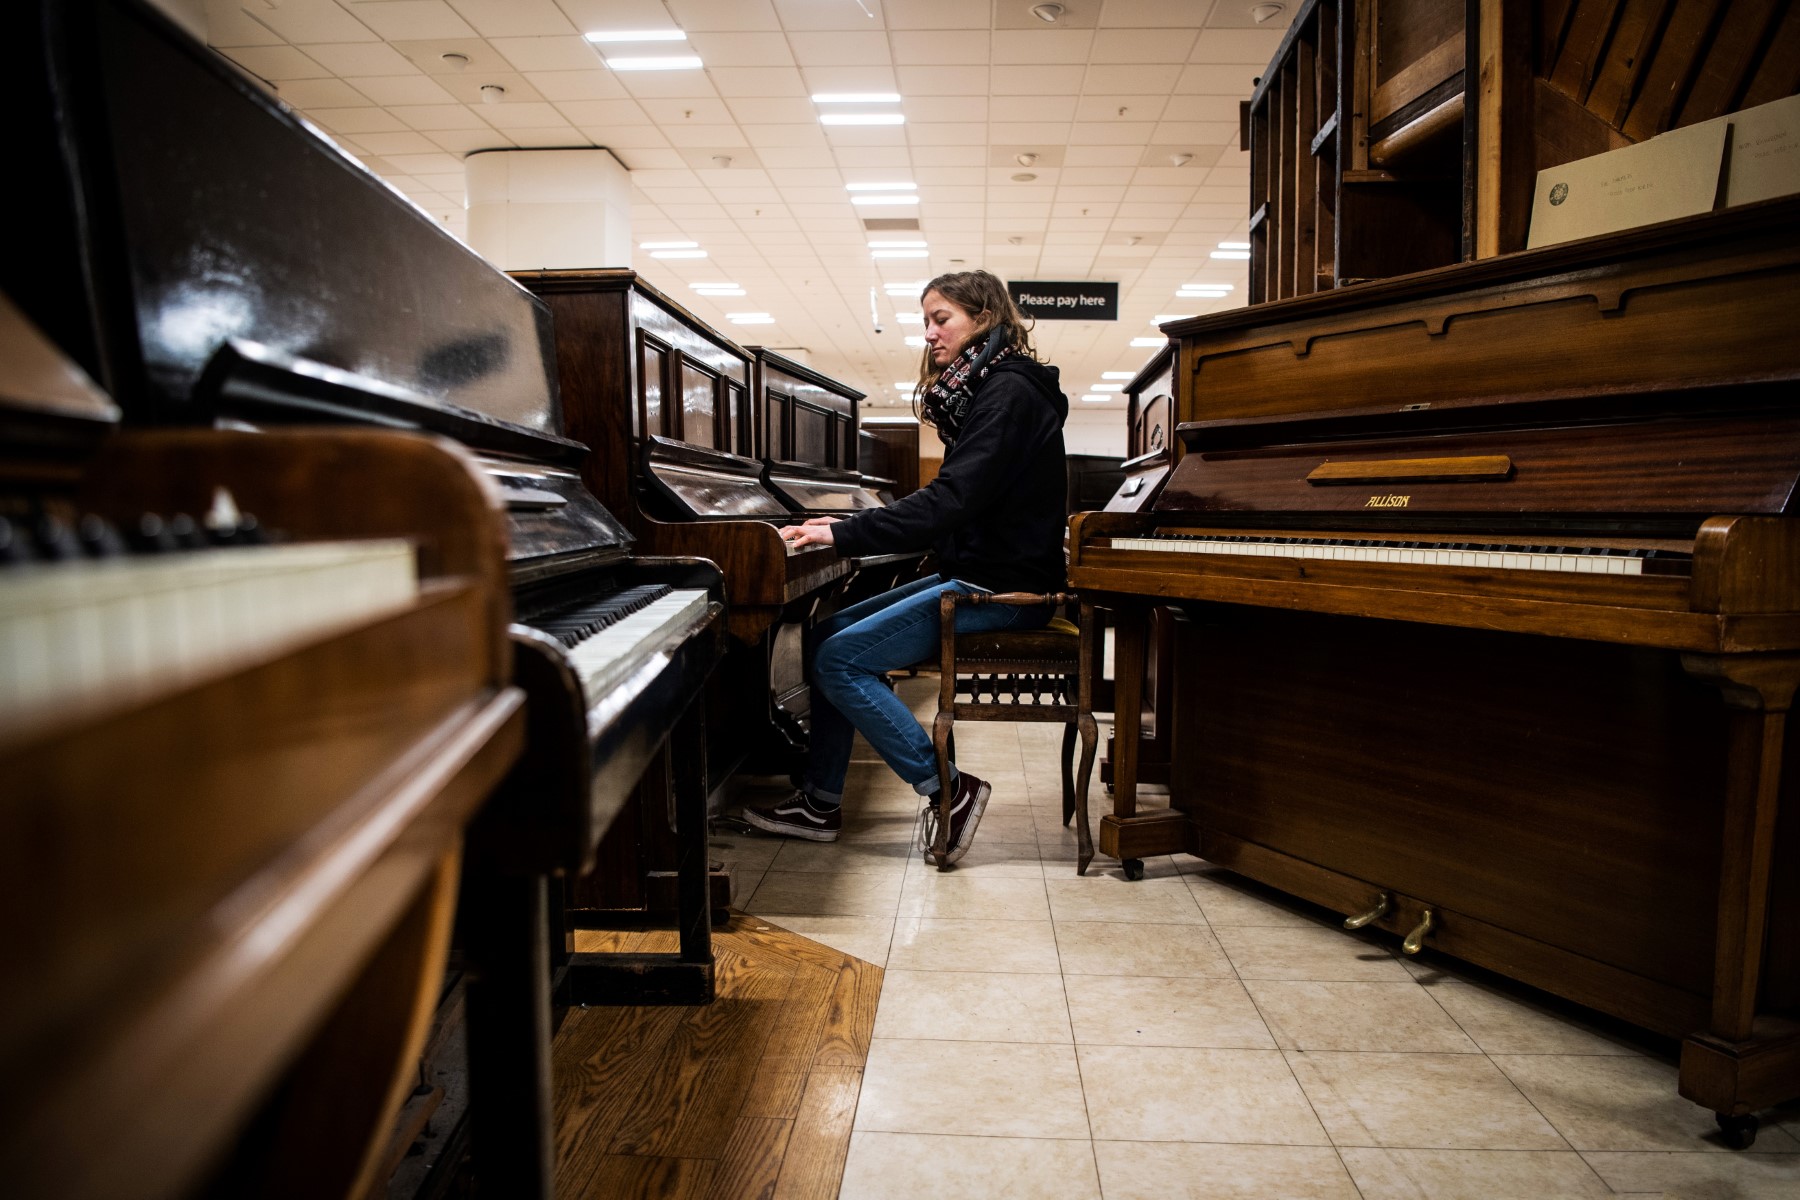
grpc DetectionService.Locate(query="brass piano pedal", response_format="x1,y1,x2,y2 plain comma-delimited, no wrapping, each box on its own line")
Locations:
1402,908,1436,956
1343,892,1390,930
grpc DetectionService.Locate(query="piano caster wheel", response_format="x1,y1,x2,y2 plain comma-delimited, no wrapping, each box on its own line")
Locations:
1716,1112,1759,1149
1122,858,1144,881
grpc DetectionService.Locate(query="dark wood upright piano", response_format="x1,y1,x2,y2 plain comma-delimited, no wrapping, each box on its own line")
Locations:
15,0,729,1191
1072,196,1800,1141
514,271,920,785
0,293,527,1198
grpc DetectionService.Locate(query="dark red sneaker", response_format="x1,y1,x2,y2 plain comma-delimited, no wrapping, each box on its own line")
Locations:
745,790,842,842
921,771,990,865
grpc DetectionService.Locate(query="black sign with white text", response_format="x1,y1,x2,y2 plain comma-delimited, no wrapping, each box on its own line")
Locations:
1008,280,1119,321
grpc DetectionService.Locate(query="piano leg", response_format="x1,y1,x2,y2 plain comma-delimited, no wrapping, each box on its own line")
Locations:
559,703,717,1006
1677,653,1800,1147
460,866,555,1198
1093,602,1189,879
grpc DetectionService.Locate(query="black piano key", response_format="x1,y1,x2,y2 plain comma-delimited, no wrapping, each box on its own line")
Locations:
33,515,83,561
78,514,128,557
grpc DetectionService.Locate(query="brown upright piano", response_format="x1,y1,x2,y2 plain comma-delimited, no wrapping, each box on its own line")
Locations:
0,295,527,1200
17,2,727,1192
1071,196,1800,1141
516,271,892,782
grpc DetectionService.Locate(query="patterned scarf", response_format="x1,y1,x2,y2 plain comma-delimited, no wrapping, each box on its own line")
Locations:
920,327,1014,447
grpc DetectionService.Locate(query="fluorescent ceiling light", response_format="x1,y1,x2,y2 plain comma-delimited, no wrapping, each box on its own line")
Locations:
1219,241,1251,249
1151,315,1196,324
892,382,913,391
689,281,736,289
822,113,906,126
1210,250,1251,259
1179,290,1231,298
1101,372,1134,380
1130,337,1165,347
694,287,745,296
872,249,928,258
604,55,703,71
868,240,927,248
853,194,919,206
884,281,927,293
904,336,926,347
585,30,687,43
893,312,922,324
1179,282,1234,291
726,313,775,324
649,249,707,259
847,181,916,192
1090,383,1124,392
813,93,902,104
641,240,698,249
1080,394,1111,402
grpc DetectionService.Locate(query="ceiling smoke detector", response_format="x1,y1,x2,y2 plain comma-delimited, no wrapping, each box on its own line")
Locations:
440,52,470,72
479,84,505,105
711,155,733,168
1170,152,1193,167
1015,152,1039,167
1011,172,1037,182
1251,3,1286,22
1030,3,1066,22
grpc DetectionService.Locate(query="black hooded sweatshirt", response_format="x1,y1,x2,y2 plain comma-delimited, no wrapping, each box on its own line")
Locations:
831,356,1069,594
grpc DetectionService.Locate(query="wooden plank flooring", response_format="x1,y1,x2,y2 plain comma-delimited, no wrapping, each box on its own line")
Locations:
551,914,881,1200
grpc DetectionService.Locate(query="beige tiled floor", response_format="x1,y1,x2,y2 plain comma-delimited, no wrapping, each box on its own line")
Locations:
717,678,1800,1199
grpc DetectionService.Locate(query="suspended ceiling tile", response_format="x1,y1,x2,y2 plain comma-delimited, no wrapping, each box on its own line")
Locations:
911,145,986,166
1064,144,1142,167
489,36,603,72
1190,29,1285,63
448,0,577,38
391,103,495,130
991,29,1094,64
1074,94,1169,122
896,65,990,95
617,70,722,99
742,124,831,149
1068,120,1157,145
771,0,888,32
991,122,1075,143
706,66,810,97
279,77,379,107
354,3,480,41
904,96,989,123
889,30,991,65
685,31,796,67
1091,27,1200,62
754,146,841,169
353,129,445,155
350,74,462,105
906,123,987,147
992,95,1077,122
594,125,674,147
247,0,382,44
991,64,1085,95
553,98,651,126
217,45,334,80
204,1,285,48
662,0,783,33
427,127,512,153
306,105,412,134
525,70,631,100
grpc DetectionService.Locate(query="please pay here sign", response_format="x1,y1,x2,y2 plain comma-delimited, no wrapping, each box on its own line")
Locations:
1007,280,1119,321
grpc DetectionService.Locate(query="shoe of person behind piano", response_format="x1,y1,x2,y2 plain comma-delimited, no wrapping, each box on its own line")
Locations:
745,790,842,842
920,771,990,866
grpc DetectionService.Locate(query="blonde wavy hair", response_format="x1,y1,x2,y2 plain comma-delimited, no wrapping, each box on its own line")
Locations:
910,271,1041,406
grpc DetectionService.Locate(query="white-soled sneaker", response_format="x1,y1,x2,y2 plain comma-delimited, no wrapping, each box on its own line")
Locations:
745,790,842,842
920,771,990,865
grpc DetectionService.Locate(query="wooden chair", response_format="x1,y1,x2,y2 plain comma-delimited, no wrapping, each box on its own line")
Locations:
925,591,1098,872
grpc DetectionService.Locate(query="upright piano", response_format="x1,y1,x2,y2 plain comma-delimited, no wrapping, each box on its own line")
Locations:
1070,197,1800,1140
516,271,909,783
17,0,728,1191
0,295,527,1199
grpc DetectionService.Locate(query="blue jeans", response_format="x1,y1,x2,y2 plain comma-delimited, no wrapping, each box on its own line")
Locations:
805,574,1053,803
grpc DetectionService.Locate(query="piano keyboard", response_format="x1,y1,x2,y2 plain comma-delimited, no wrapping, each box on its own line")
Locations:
1114,533,1685,575
1,539,418,733
529,585,712,708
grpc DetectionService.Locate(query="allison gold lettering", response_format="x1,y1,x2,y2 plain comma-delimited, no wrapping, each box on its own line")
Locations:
1364,494,1411,508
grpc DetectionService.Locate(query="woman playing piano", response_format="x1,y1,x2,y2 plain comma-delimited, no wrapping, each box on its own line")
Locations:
747,270,1070,863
